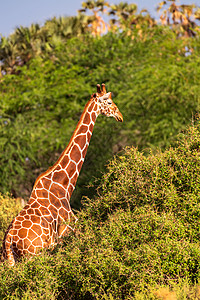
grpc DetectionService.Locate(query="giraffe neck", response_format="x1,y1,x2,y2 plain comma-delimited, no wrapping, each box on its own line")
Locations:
34,97,99,201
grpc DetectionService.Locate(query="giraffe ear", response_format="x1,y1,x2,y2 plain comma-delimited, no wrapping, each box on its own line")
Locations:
97,84,101,93
102,92,111,100
102,83,106,93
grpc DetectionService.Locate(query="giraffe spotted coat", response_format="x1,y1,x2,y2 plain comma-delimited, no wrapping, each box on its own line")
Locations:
1,84,123,266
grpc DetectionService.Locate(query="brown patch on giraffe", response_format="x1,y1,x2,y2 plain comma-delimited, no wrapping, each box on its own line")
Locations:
44,215,53,223
36,181,43,189
83,113,91,125
12,235,19,242
49,193,61,209
48,224,53,237
18,228,28,239
32,223,42,236
42,178,51,190
17,216,24,222
14,224,22,230
28,244,35,254
57,214,63,223
91,112,96,123
52,170,69,188
45,173,52,179
88,101,95,112
41,234,48,242
40,218,49,228
29,216,40,225
24,239,30,249
82,145,88,158
74,134,87,150
70,144,81,162
38,197,50,207
50,183,66,198
52,170,64,182
22,249,29,256
32,237,42,247
20,210,27,217
27,208,34,215
16,239,24,250
34,208,42,217
43,227,50,235
59,207,69,219
57,224,67,237
77,161,83,173
31,190,37,199
87,131,91,141
89,123,93,132
65,161,76,178
36,189,48,199
71,172,78,187
63,176,70,187
94,103,98,111
77,125,88,135
49,205,58,219
39,206,51,216
28,197,35,205
14,220,22,226
68,184,74,198
11,229,18,236
52,220,57,233
60,155,69,169
54,164,62,171
24,215,30,220
60,198,71,211
22,220,32,228
31,201,40,209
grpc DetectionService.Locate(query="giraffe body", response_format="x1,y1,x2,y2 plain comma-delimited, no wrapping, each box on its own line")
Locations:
1,84,123,265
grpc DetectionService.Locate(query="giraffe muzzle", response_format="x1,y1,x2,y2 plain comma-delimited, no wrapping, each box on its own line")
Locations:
115,110,123,122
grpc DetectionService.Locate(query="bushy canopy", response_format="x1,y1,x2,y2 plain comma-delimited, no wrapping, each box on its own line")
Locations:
0,123,200,299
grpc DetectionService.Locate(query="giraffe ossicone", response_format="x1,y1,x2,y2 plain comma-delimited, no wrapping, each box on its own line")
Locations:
1,84,123,266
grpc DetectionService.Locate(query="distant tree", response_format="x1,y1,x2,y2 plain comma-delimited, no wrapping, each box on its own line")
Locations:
157,0,200,37
108,2,156,34
80,0,109,36
0,36,19,74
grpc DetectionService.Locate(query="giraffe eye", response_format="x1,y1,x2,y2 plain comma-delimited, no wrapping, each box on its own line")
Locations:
107,100,112,105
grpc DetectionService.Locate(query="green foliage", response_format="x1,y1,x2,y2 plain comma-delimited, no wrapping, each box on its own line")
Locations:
0,194,22,244
1,2,200,298
1,28,200,207
0,123,200,299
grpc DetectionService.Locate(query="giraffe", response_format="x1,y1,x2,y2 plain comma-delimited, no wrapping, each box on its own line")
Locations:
1,83,123,266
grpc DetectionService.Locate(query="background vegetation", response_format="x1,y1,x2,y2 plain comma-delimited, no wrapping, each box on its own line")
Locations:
1,5,200,205
1,123,200,299
1,0,200,298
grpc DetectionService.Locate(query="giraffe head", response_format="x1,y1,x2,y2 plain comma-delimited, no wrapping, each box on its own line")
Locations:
95,84,123,122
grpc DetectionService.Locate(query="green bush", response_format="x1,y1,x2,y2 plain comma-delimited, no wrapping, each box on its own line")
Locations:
0,123,200,299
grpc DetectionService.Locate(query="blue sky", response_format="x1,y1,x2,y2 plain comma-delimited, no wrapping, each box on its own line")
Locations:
0,0,198,36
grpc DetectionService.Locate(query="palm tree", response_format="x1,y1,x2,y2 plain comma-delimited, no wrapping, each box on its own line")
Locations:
0,35,19,74
13,24,46,62
157,0,199,37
